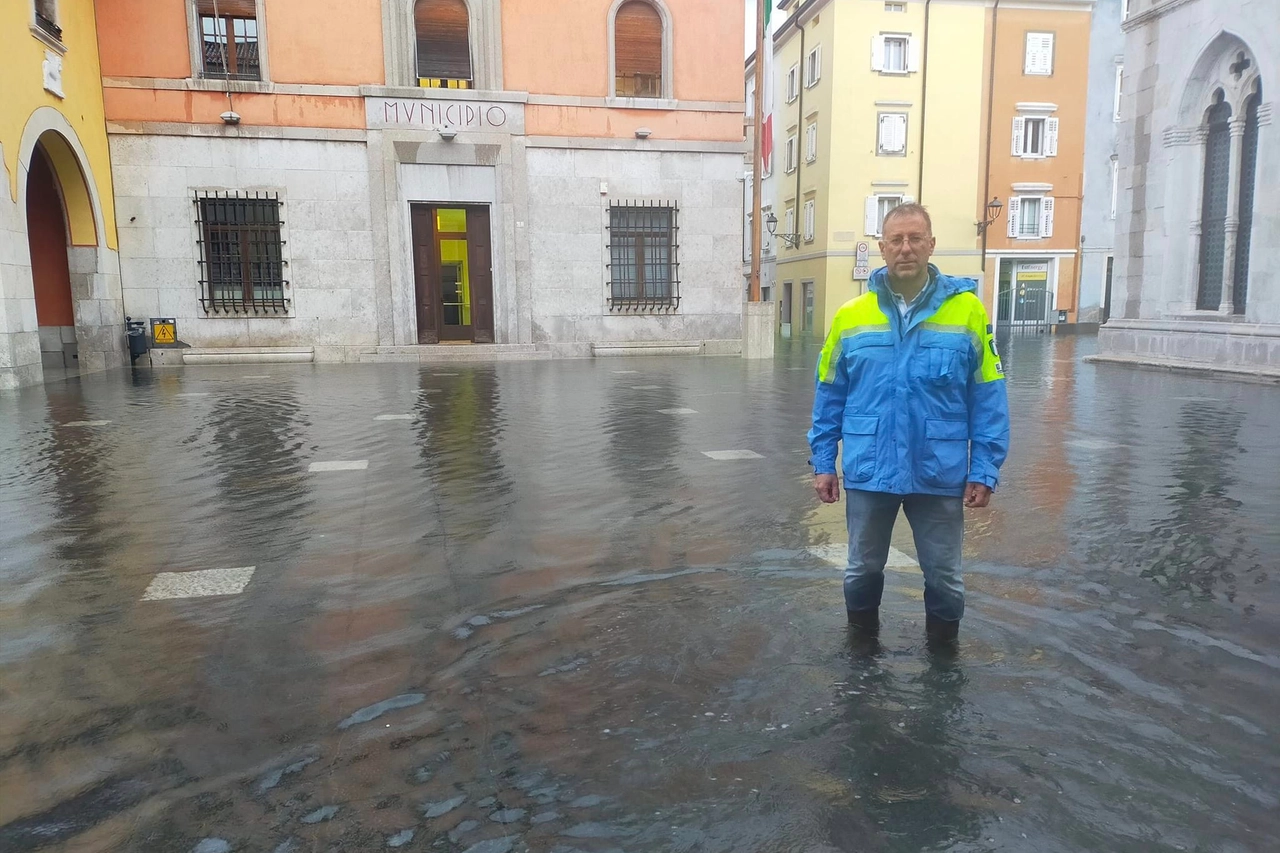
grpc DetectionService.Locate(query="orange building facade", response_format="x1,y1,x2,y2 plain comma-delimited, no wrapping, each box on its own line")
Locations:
980,0,1093,332
95,0,746,360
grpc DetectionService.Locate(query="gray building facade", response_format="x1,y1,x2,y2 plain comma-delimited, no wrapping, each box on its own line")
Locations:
1077,0,1125,326
1097,0,1277,374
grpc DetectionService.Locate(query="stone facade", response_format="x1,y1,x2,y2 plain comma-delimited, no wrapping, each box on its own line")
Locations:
1097,0,1278,373
1077,0,1125,325
113,133,377,352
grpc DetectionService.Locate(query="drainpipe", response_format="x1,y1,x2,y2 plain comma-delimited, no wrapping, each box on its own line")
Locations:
980,0,1001,276
795,22,806,245
916,0,932,203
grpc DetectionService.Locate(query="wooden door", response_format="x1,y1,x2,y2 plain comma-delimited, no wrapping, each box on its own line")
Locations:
467,205,494,343
410,204,439,344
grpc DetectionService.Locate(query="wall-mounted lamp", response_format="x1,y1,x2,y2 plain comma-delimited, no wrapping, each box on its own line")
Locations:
220,110,241,125
766,211,801,249
439,128,458,141
634,127,652,139
975,197,1004,236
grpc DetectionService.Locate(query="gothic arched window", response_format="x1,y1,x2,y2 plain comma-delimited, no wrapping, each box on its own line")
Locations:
1196,91,1232,310
1232,82,1262,314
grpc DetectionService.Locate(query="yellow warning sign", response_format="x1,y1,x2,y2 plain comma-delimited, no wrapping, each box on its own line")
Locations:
151,318,177,345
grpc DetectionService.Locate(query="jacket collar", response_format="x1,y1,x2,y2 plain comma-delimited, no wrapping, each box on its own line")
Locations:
869,264,977,335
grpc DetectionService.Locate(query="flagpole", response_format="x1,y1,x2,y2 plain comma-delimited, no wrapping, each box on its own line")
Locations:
749,0,766,303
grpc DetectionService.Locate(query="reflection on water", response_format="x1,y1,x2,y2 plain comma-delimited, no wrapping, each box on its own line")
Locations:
1,344,1279,852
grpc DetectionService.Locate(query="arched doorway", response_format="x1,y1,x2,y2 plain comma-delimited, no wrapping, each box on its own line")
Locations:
26,142,79,374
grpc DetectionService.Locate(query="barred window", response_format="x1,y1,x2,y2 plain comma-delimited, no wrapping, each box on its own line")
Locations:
608,203,680,312
196,192,288,315
198,1,260,81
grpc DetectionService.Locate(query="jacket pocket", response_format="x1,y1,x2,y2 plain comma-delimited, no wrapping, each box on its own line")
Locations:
922,418,969,489
914,344,967,387
842,414,879,483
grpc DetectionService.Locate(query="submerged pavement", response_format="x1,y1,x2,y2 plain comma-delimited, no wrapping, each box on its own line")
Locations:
1,336,1278,852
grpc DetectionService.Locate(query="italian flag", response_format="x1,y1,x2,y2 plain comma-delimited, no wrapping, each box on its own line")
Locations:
760,0,775,174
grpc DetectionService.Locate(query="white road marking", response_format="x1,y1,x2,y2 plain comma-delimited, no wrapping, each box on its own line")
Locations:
659,408,698,415
375,414,415,421
142,567,255,601
63,420,111,427
703,450,764,460
309,460,369,472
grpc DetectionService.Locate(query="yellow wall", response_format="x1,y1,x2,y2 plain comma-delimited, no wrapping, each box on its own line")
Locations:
1,0,117,250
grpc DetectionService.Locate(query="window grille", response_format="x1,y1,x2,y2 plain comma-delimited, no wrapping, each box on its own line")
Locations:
607,202,680,312
195,192,288,315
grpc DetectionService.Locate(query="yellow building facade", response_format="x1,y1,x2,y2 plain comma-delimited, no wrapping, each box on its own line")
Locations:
1,0,125,388
768,0,1091,339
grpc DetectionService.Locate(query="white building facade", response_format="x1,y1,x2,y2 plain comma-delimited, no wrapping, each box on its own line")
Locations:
1097,0,1277,373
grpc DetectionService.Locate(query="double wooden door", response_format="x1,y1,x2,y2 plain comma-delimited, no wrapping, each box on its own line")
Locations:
410,204,494,344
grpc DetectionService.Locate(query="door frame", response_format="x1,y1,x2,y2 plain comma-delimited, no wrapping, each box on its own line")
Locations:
409,202,495,344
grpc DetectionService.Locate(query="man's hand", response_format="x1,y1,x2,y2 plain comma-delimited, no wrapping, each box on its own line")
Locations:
815,474,841,504
964,483,994,508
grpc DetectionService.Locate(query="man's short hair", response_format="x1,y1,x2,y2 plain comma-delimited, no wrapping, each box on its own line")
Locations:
881,202,933,236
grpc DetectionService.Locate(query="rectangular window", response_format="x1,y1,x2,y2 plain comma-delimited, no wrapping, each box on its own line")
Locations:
1113,65,1124,122
885,2,907,11
803,281,815,332
199,1,261,81
608,204,679,311
865,194,905,236
803,198,816,242
745,79,755,119
1110,157,1119,220
806,46,822,87
786,134,798,173
1122,0,1131,21
197,192,287,314
787,65,799,102
34,0,61,40
806,122,818,163
877,112,908,155
1024,32,1055,76
1008,195,1054,239
785,206,795,240
1012,115,1058,157
883,36,909,73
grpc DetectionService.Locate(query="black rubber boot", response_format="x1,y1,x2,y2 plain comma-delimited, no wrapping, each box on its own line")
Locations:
847,608,880,635
925,614,960,647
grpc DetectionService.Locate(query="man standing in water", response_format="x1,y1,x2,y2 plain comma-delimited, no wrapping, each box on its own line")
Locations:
808,204,1010,644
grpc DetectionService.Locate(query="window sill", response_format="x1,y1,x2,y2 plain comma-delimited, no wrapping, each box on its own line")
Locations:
31,24,67,56
878,70,911,77
877,150,907,157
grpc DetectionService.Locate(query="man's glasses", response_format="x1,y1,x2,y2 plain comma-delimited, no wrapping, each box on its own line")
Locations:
883,235,931,249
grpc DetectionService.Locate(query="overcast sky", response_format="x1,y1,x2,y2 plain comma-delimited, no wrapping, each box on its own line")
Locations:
744,0,758,56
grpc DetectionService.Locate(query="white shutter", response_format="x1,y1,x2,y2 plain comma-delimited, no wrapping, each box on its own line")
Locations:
1012,116,1026,156
902,194,915,205
907,36,920,73
785,207,795,237
896,114,908,152
1006,197,1021,238
1046,117,1060,157
865,196,879,236
1113,65,1124,122
878,114,890,152
1040,196,1055,238
872,35,885,72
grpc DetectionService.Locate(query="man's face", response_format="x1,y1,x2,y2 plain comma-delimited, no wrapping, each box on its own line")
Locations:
879,212,936,280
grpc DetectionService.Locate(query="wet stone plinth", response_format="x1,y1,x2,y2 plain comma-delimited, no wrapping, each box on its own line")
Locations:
2,339,1280,850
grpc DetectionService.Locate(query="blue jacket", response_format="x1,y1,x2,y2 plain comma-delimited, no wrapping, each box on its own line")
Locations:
808,265,1010,497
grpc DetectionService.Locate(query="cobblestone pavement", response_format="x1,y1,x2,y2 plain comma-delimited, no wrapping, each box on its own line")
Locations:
2,335,1278,852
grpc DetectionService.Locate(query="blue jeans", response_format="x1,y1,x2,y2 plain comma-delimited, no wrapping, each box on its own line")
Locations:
844,489,965,622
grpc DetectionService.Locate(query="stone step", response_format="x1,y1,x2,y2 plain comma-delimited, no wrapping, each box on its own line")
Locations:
181,347,315,365
357,344,549,364
592,341,705,357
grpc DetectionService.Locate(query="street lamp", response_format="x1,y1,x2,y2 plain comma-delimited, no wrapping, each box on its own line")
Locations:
976,197,1004,236
766,211,801,249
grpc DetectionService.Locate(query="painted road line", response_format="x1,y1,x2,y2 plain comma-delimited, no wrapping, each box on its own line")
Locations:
612,370,640,375
702,450,764,460
242,375,271,380
62,420,112,427
632,385,662,390
375,414,415,421
175,392,210,398
309,460,369,472
658,408,698,415
141,567,255,601
806,543,919,572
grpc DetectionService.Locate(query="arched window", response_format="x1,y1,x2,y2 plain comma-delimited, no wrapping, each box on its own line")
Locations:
415,0,472,88
1196,91,1232,310
1232,82,1261,314
614,1,663,98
